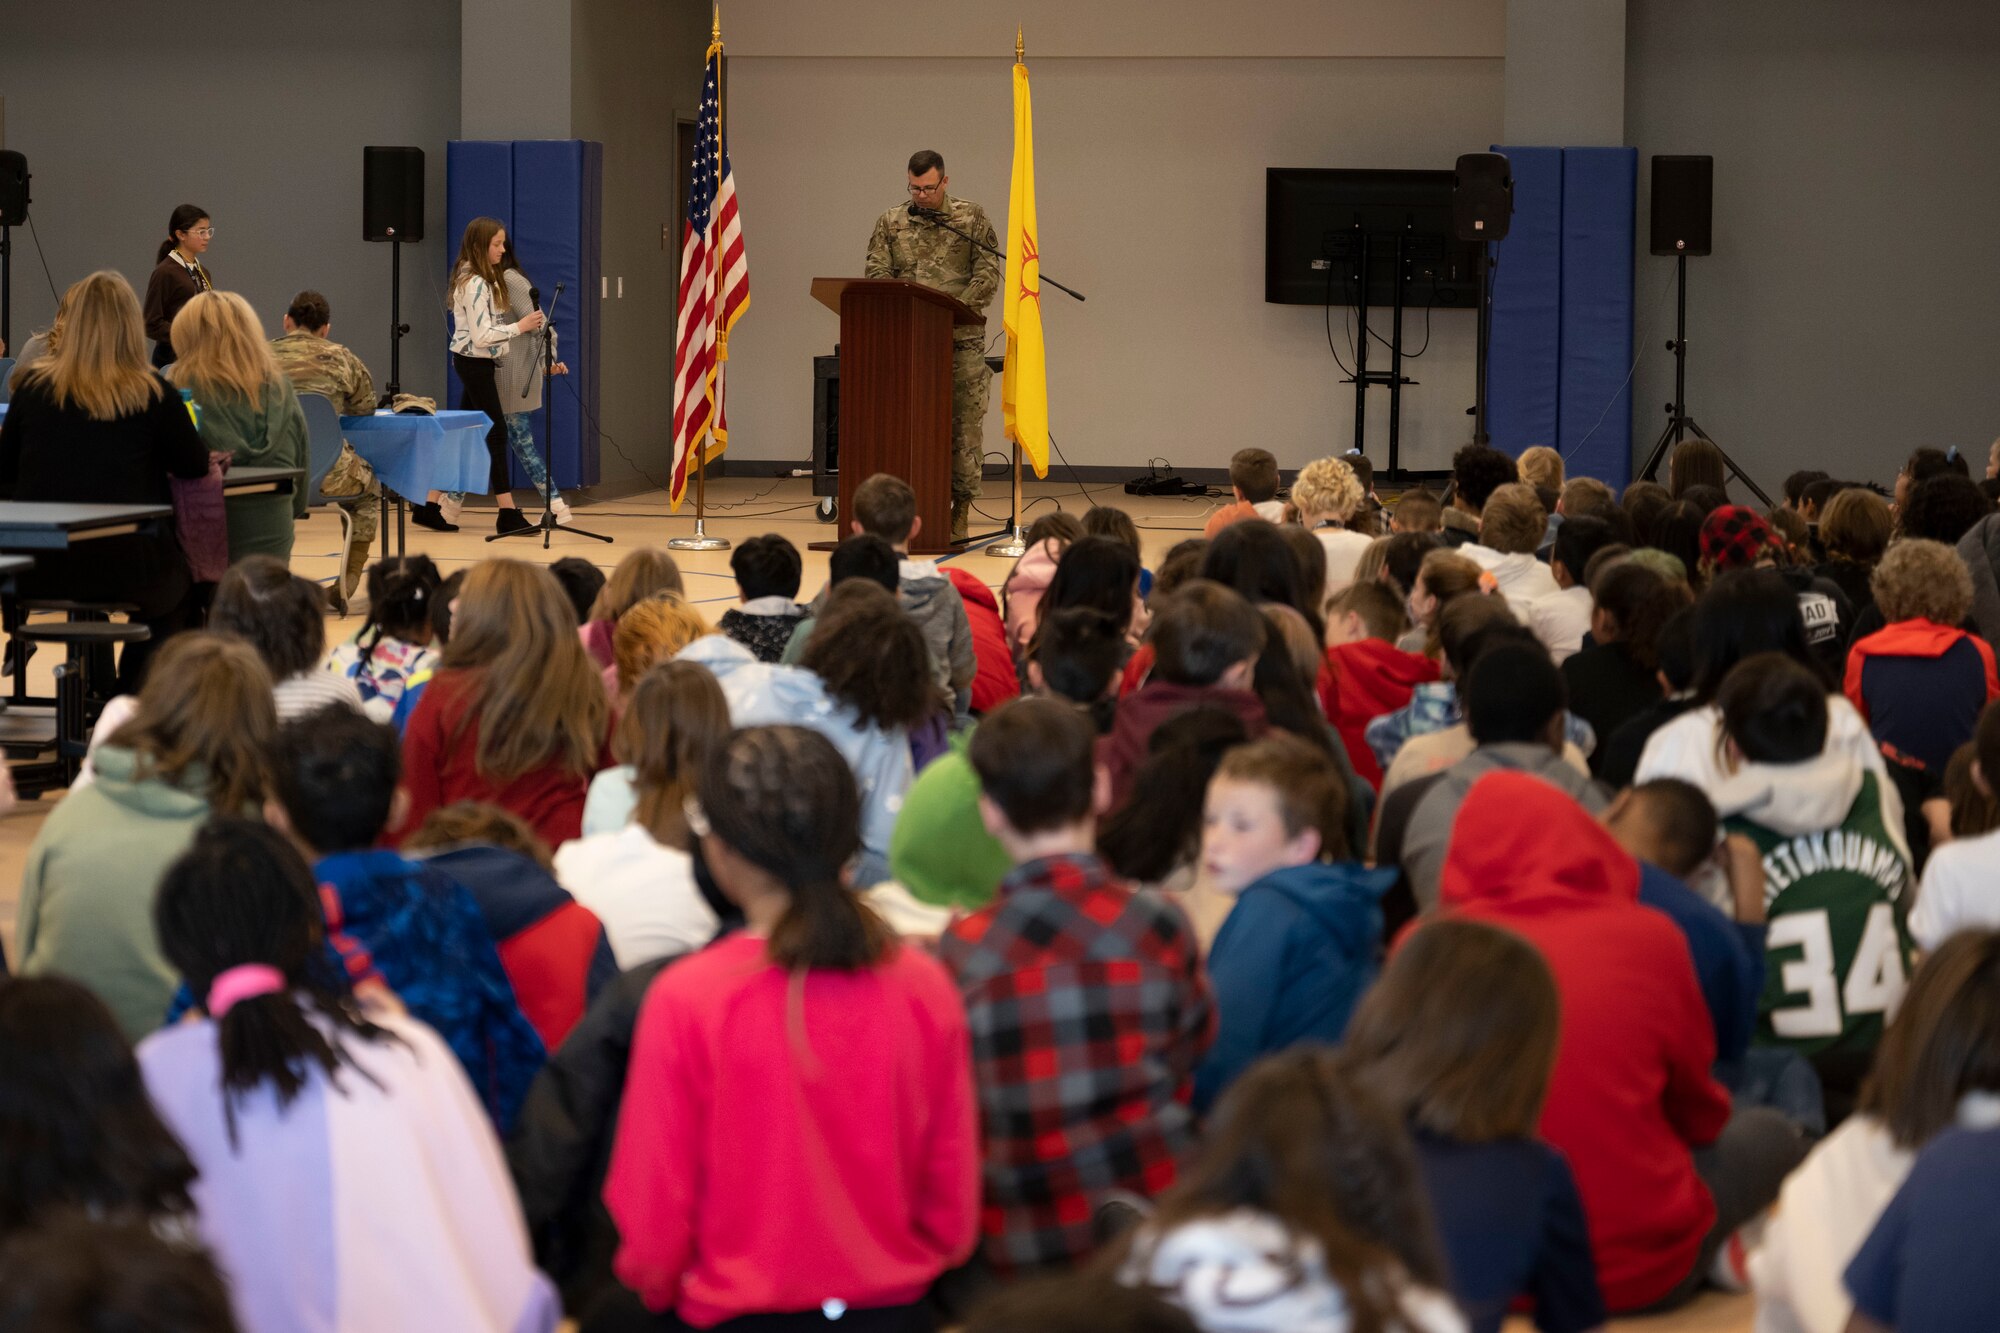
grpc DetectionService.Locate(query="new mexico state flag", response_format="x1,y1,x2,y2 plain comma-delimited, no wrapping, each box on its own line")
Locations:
1002,56,1050,478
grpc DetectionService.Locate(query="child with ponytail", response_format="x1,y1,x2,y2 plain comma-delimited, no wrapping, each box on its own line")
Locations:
328,555,442,723
599,725,978,1330
138,817,558,1333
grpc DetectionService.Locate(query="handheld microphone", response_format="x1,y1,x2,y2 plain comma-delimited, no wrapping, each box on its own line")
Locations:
529,285,542,310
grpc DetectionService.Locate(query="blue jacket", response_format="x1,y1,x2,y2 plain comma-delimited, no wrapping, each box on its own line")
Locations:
1636,861,1764,1066
1194,860,1396,1112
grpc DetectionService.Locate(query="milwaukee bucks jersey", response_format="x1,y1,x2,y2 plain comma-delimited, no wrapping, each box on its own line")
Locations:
1724,771,1915,1067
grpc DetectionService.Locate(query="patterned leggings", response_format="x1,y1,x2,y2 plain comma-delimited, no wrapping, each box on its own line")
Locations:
443,413,552,504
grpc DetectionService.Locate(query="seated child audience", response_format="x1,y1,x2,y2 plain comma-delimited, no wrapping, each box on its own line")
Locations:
1380,640,1608,911
1198,518,1327,643
1752,928,2000,1333
16,632,275,1038
1699,505,1854,679
1380,530,1443,601
601,726,978,1328
778,531,900,662
1440,444,1520,549
1466,483,1560,610
1528,515,1618,662
212,554,366,718
1113,1050,1463,1333
1436,770,1808,1312
1596,604,1699,790
717,532,806,663
1317,580,1439,789
1371,595,1519,787
549,555,607,625
264,707,547,1128
1289,454,1374,592
327,554,441,723
1192,735,1393,1112
1002,510,1084,658
1912,703,2000,949
0,976,198,1238
401,802,615,1053
606,590,709,703
1846,538,1999,775
1401,547,1493,656
395,559,609,849
1813,487,1890,620
1037,534,1145,662
0,1210,242,1333
944,697,1214,1273
580,548,684,672
1344,919,1605,1333
558,661,729,966
1601,779,1767,1067
390,567,466,735
1392,485,1444,535
1844,1124,2000,1333
1098,581,1268,810
1084,503,1155,596
1561,560,1690,773
832,472,976,708
1201,445,1285,537
1711,654,1916,1103
1623,479,1672,546
139,818,558,1332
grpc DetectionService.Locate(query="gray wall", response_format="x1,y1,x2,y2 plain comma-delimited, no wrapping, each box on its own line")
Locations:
721,1,1505,475
0,0,461,401
1625,0,2000,489
570,0,708,493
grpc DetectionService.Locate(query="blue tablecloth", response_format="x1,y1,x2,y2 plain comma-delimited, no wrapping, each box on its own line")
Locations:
340,410,493,499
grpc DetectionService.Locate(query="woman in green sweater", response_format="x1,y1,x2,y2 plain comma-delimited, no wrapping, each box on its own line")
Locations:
170,291,309,562
15,632,276,1038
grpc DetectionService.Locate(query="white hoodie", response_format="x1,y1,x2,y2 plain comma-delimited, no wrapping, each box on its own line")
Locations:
1121,1209,1466,1333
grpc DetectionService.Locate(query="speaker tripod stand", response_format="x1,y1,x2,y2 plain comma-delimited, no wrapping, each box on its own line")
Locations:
1635,252,1770,506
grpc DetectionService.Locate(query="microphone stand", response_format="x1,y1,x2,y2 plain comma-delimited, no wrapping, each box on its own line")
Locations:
489,282,613,548
908,206,1085,557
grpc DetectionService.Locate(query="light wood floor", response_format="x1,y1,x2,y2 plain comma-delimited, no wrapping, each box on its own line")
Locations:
0,475,1752,1332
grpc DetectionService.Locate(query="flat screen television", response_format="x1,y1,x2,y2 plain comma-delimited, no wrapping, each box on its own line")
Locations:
1265,167,1482,309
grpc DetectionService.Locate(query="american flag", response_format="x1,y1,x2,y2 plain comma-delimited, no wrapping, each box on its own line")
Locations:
670,39,749,509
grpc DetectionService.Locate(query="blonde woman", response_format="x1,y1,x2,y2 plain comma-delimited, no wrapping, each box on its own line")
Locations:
170,291,309,562
0,271,211,688
1290,454,1374,594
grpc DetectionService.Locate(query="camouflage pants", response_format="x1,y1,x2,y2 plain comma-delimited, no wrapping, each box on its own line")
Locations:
952,339,990,505
320,441,380,549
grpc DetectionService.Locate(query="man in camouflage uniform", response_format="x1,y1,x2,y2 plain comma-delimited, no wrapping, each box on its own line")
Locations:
865,148,1002,543
268,290,379,609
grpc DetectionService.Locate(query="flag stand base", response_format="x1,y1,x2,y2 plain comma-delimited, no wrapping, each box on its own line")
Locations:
667,518,730,552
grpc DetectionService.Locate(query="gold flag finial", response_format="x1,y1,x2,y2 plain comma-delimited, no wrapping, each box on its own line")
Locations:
1016,26,1025,62
712,2,722,42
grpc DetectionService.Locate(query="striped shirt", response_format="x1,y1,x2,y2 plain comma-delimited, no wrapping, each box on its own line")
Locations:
274,669,367,720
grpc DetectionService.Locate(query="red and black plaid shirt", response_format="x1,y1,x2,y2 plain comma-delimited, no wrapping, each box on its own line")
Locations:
937,852,1214,1272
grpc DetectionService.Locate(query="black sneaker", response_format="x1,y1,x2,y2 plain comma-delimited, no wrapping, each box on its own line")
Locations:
412,502,458,533
495,508,534,535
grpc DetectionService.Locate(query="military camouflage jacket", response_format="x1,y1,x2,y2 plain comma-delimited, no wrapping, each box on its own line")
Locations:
865,194,1002,338
269,329,377,416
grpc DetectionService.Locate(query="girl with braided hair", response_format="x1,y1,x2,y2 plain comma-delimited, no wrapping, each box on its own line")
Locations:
137,817,558,1333
599,726,978,1332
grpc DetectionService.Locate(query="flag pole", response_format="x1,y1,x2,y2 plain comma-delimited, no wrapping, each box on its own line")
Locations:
670,2,731,552
990,26,1031,559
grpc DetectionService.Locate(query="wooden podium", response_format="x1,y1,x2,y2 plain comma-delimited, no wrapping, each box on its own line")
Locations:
810,277,984,554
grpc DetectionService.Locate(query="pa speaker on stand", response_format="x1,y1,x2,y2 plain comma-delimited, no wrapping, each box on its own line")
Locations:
0,150,29,352
1635,155,1770,505
363,146,424,400
1453,152,1512,446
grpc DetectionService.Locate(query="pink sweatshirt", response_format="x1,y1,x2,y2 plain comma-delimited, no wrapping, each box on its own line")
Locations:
604,932,980,1325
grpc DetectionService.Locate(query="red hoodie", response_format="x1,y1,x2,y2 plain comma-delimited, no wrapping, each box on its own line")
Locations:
1317,638,1440,789
1098,680,1268,812
945,566,1022,715
1433,771,1731,1312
